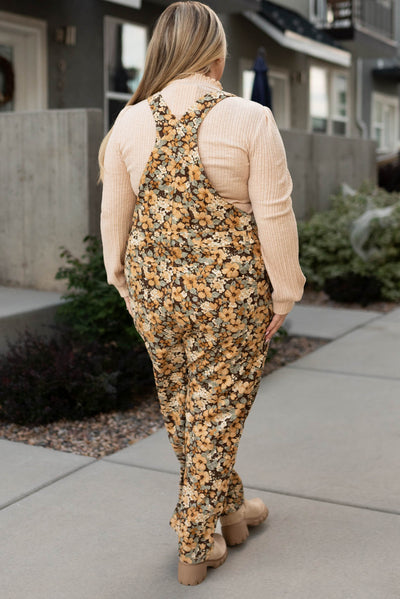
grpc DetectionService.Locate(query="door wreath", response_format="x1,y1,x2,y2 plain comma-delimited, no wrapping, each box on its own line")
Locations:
0,56,15,107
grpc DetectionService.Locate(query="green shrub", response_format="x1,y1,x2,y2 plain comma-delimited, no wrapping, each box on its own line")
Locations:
298,182,400,303
0,329,155,425
0,236,157,425
55,235,141,348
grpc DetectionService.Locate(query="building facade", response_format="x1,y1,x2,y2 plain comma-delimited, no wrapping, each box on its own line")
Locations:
1,0,398,154
0,0,384,292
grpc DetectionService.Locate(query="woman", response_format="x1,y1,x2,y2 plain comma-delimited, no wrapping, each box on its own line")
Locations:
99,1,305,586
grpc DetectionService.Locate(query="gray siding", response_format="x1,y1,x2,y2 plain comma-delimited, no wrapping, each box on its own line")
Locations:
0,0,161,110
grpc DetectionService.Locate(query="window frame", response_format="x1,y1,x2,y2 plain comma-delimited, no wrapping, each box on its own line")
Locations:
371,91,400,154
103,15,148,131
309,63,350,137
309,0,327,24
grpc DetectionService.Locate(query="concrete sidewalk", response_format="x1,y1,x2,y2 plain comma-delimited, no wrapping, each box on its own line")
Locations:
0,286,64,353
1,305,399,598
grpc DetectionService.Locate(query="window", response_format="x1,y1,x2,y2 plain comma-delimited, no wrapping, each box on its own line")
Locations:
241,66,290,129
371,92,399,153
331,72,348,135
310,0,327,23
310,66,328,133
104,17,147,129
309,65,349,135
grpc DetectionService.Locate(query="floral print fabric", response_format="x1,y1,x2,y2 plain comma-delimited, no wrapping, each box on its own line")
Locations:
124,90,274,564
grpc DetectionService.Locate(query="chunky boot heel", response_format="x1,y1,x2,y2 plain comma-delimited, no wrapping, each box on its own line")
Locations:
221,519,249,546
178,561,208,586
177,533,227,586
220,498,269,547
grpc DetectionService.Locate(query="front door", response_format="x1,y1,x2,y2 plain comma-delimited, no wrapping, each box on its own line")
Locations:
0,11,47,112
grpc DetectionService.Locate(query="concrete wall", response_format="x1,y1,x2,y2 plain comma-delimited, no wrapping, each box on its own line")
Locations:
0,107,376,296
0,109,103,292
282,129,377,218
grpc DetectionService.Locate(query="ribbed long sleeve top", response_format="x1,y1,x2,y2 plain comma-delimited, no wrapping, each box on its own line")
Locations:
101,72,306,314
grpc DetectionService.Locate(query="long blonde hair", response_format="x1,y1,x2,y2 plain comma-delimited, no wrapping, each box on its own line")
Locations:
98,1,227,182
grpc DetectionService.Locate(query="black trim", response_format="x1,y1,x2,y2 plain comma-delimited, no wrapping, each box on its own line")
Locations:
259,0,346,50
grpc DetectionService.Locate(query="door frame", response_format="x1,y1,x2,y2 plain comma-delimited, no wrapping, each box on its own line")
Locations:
0,11,47,110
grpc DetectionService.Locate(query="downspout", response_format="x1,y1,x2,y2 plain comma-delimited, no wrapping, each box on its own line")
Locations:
356,57,368,139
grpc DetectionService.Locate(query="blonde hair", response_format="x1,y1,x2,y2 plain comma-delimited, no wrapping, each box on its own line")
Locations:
98,1,227,182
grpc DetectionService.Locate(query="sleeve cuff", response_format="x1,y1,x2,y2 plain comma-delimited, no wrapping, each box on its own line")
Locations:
117,286,130,298
272,300,295,315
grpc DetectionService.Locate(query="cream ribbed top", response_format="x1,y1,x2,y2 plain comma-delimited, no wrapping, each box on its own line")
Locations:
101,72,306,314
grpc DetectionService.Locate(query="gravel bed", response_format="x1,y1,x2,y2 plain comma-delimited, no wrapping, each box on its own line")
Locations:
0,335,326,458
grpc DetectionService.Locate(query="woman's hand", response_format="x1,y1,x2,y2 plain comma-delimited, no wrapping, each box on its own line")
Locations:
124,296,134,319
264,313,288,342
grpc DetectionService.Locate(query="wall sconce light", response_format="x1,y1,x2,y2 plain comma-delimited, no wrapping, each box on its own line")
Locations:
290,71,304,84
55,26,77,46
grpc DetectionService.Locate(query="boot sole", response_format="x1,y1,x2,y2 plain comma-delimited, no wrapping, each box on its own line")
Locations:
178,549,228,585
222,506,269,546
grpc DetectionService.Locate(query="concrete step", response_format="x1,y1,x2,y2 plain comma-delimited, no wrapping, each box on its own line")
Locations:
0,286,65,353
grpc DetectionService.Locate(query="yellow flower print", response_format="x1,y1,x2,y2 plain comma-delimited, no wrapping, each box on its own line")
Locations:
197,187,213,201
197,470,211,486
197,283,213,300
224,286,242,306
192,421,209,439
175,312,190,328
195,211,213,227
211,279,225,293
173,176,187,192
143,189,157,204
124,91,275,565
227,319,246,334
145,269,161,287
192,454,207,472
218,307,232,322
187,163,201,181
200,301,218,314
222,263,240,278
182,273,197,290
166,159,179,176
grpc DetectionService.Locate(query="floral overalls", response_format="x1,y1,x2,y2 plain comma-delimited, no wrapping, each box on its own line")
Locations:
124,89,274,565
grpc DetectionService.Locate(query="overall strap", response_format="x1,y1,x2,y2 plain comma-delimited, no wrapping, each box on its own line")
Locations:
148,90,235,140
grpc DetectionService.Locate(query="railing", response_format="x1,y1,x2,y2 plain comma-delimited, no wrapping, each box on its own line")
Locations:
353,0,395,40
314,0,395,41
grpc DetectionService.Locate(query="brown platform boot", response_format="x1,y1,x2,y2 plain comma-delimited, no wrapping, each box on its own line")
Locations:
220,498,269,546
177,533,228,586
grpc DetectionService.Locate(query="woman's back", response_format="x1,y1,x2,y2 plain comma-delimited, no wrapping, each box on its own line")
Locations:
109,72,268,212
102,72,305,314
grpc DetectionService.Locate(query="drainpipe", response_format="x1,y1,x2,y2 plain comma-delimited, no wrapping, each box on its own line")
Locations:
356,57,368,139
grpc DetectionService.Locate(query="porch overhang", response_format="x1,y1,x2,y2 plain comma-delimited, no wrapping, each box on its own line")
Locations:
104,0,142,8
243,4,351,68
372,66,400,82
146,0,261,13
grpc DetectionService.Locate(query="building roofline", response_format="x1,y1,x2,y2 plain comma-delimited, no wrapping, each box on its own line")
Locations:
243,11,352,67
